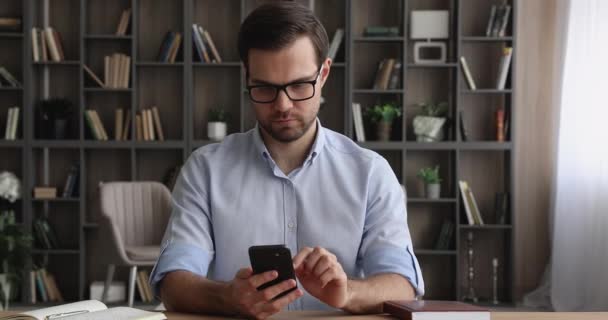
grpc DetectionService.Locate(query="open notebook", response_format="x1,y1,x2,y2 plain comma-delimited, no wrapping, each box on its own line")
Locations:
0,300,166,320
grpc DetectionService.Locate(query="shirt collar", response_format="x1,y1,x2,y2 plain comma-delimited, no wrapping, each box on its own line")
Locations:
252,118,326,163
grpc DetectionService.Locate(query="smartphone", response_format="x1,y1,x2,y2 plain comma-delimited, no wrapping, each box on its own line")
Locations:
248,245,297,298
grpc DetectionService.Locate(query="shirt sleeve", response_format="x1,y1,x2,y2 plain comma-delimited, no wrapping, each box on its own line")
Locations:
149,151,215,298
357,155,425,297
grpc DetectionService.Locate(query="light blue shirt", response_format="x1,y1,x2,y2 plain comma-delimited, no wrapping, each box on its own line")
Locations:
150,120,424,310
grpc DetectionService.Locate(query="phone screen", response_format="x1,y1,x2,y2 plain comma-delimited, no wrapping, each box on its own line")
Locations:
248,245,297,298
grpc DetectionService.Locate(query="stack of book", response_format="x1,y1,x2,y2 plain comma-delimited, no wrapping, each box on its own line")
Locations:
84,109,109,141
136,269,154,303
30,268,64,303
192,24,222,63
114,108,132,141
33,217,59,249
158,31,182,63
0,17,21,31
459,180,485,225
115,8,132,36
105,53,131,88
0,66,21,87
33,187,57,199
372,58,401,90
486,3,512,37
3,106,19,140
31,26,65,62
136,107,165,141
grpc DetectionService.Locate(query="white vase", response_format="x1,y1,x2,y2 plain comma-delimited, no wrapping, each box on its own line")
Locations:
413,116,446,142
207,122,227,141
425,183,441,199
0,273,10,311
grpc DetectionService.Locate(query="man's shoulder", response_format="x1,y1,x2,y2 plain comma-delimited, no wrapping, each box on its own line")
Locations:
190,130,254,162
322,128,380,162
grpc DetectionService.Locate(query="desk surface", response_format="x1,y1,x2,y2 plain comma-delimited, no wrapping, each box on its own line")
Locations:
2,310,607,320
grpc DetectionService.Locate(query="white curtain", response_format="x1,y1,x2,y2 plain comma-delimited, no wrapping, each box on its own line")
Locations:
525,0,608,312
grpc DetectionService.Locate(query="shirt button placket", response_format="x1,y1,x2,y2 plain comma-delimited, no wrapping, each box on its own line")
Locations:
284,179,299,310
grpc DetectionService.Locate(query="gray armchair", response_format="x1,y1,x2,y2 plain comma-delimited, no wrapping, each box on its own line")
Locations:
98,181,172,306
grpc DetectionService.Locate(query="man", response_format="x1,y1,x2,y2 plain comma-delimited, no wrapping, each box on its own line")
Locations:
150,2,423,318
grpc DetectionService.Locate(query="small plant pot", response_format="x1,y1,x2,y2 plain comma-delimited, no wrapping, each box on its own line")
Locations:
53,118,68,140
425,183,441,199
376,121,392,141
208,122,227,141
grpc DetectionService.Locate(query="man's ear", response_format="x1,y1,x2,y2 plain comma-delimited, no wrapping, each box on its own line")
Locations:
320,57,332,87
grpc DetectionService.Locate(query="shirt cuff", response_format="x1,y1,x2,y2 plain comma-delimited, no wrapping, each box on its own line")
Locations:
149,241,214,299
362,245,425,297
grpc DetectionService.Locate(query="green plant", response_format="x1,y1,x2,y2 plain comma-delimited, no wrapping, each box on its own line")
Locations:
418,101,448,117
0,210,32,282
208,108,229,122
365,102,402,123
417,165,442,184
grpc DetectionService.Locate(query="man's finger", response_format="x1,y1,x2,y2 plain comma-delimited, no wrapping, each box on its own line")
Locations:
261,288,304,314
292,246,314,269
319,266,346,288
303,247,326,272
235,267,253,279
248,270,279,289
257,279,297,302
312,255,332,277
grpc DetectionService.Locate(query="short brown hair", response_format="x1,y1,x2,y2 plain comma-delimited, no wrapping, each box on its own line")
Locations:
238,1,329,71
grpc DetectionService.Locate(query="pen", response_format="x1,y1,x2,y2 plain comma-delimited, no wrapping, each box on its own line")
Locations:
45,310,90,320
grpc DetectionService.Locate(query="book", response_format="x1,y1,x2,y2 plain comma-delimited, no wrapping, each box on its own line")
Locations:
497,5,512,37
434,219,454,250
458,181,475,225
327,28,344,60
0,67,21,87
115,8,132,36
115,108,124,141
147,109,155,141
83,64,105,88
383,300,490,320
40,29,48,62
372,58,395,90
485,5,497,37
9,107,19,139
459,180,484,225
33,187,57,199
387,60,402,90
135,270,148,302
459,110,469,141
141,111,149,141
31,28,40,62
203,29,222,63
496,108,505,141
0,299,167,320
459,56,476,90
151,106,165,141
157,31,175,62
136,114,143,141
122,111,131,140
44,27,61,62
61,163,79,198
84,110,100,140
351,102,365,142
0,17,21,31
167,32,182,63
495,47,513,89
192,24,210,63
495,192,508,224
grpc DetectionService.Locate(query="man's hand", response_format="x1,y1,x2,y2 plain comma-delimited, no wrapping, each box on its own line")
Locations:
292,246,349,308
226,267,303,319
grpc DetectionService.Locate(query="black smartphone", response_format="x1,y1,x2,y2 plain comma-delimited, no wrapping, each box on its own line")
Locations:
248,245,297,298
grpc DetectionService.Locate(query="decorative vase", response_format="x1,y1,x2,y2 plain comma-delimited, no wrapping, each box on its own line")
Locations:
208,122,227,141
54,118,68,140
0,273,10,311
413,116,446,142
376,121,392,141
425,183,441,199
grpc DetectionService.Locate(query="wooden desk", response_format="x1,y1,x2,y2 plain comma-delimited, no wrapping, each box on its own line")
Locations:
2,310,607,319
165,311,608,320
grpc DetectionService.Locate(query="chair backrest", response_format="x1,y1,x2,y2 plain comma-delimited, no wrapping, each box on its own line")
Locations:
99,181,172,247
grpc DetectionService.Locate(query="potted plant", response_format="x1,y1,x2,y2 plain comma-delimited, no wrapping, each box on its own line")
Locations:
37,98,74,139
364,102,402,141
417,165,442,199
412,101,448,142
207,108,229,141
0,172,31,310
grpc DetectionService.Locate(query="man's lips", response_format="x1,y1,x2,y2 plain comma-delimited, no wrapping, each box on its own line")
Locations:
274,119,296,123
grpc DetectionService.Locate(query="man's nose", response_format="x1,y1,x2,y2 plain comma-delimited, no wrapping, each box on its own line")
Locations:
273,89,294,112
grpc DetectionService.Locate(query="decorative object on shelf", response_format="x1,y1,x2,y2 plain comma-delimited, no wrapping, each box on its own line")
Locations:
363,26,399,37
364,102,401,141
0,209,33,310
492,257,500,305
410,11,449,64
208,108,229,141
462,231,478,303
36,98,74,139
417,165,442,199
413,101,448,142
0,172,21,204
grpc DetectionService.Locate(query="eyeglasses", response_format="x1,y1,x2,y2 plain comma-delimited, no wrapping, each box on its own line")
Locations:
246,66,322,104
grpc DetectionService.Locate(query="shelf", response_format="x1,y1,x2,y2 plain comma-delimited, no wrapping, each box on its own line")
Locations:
32,249,80,255
136,62,184,67
461,89,512,94
0,140,24,147
32,197,80,203
460,224,513,230
408,198,457,204
84,34,132,40
31,140,82,148
461,36,513,42
192,140,218,148
404,142,458,150
0,32,24,38
407,63,458,68
416,249,457,256
357,141,403,150
133,141,186,149
83,140,133,148
459,142,512,150
83,222,99,229
84,87,132,93
33,60,80,66
192,62,241,68
353,89,403,94
0,86,23,91
353,36,404,42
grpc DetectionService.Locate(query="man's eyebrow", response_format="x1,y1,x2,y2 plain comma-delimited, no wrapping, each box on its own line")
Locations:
250,72,317,86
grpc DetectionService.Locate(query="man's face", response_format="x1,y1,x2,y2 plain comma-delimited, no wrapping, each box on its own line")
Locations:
247,36,330,143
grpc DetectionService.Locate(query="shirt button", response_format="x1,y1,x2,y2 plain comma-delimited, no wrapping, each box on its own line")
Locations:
288,222,295,228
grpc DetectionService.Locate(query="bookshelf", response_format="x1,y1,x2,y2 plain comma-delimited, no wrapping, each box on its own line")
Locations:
0,0,516,305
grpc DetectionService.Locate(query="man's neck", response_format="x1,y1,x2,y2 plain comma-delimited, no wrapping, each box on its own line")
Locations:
260,121,318,175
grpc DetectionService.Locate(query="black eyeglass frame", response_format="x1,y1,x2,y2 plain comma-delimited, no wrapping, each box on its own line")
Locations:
246,65,323,104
